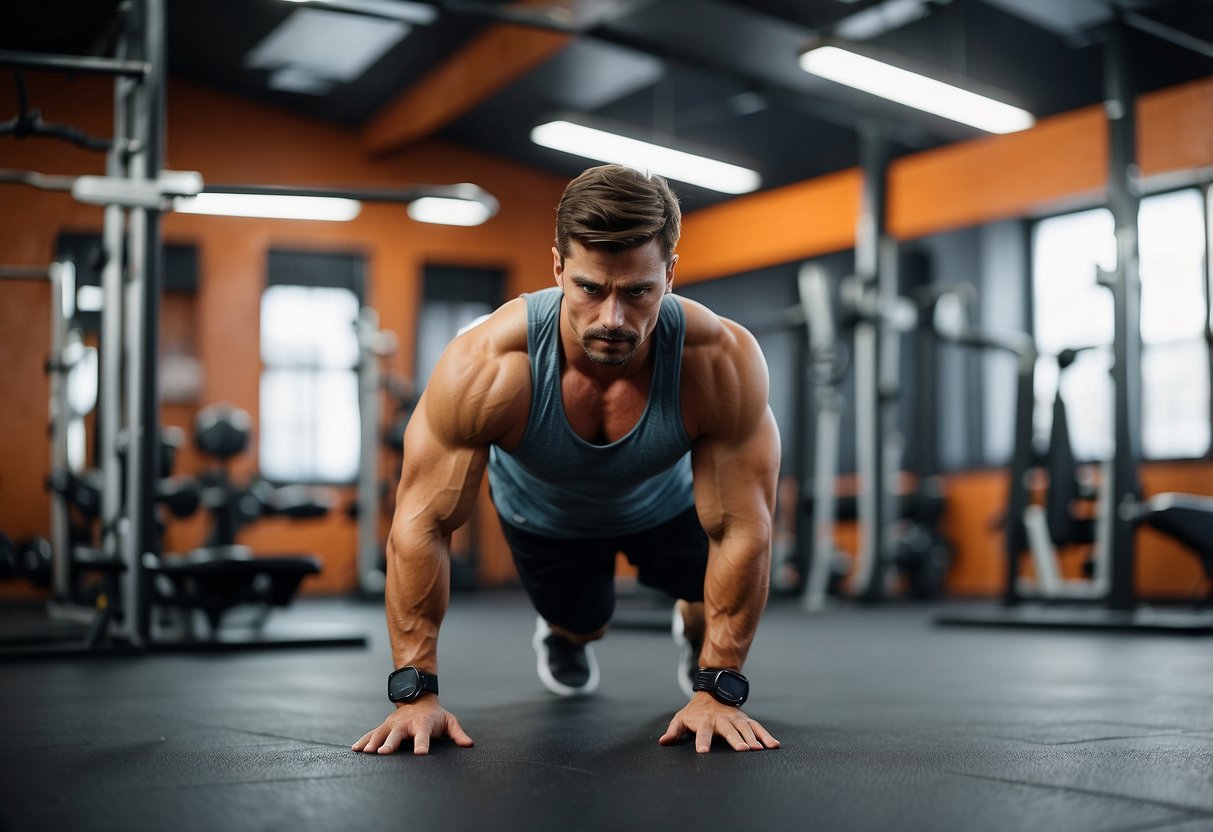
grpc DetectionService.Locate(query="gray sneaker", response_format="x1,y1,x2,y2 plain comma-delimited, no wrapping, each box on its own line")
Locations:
532,617,599,696
671,604,702,698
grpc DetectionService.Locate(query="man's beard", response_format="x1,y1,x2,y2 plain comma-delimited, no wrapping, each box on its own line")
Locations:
581,327,640,366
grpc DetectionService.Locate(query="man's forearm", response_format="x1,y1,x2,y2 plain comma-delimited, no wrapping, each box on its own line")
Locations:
385,527,450,672
699,535,770,671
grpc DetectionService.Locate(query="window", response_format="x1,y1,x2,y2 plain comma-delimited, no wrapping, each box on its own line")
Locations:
259,252,363,483
1031,188,1209,461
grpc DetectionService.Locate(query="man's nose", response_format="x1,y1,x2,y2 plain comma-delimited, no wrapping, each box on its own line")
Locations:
601,295,625,329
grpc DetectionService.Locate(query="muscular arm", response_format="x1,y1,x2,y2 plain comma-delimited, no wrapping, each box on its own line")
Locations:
355,303,528,755
661,307,781,753
690,323,780,673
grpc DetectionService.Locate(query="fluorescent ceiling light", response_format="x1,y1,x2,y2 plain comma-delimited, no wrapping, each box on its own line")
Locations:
407,197,494,226
799,45,1035,134
531,120,760,194
246,9,409,84
268,67,334,95
174,193,361,221
280,0,439,25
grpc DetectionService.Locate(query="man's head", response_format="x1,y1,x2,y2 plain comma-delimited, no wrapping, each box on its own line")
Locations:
552,166,683,367
554,165,681,266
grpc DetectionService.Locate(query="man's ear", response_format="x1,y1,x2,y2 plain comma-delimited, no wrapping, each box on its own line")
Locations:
552,246,564,289
665,253,678,293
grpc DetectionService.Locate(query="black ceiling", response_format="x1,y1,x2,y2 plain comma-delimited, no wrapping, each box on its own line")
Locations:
4,0,1213,213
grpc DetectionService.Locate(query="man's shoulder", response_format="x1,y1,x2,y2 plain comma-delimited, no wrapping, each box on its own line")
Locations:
674,295,759,364
674,294,769,439
424,297,531,445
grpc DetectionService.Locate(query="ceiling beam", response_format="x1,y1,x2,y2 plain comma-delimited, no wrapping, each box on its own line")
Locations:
360,22,572,157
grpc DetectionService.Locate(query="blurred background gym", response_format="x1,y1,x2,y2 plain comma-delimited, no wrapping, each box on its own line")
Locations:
1,1,1211,830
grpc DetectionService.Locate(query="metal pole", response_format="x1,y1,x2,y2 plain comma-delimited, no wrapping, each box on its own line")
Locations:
129,0,167,643
357,307,386,595
0,50,150,77
48,261,74,600
851,123,892,602
1098,17,1143,612
100,56,131,641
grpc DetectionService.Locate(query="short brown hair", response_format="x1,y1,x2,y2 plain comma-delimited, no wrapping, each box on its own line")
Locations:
555,165,681,263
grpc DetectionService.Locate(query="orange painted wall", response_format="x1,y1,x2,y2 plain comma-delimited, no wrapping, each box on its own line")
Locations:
678,75,1213,285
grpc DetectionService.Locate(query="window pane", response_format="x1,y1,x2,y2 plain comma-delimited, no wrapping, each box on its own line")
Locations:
260,369,315,482
1032,207,1115,460
312,370,361,482
1140,189,1205,343
260,285,360,369
1139,189,1209,458
1142,341,1210,458
1031,189,1211,462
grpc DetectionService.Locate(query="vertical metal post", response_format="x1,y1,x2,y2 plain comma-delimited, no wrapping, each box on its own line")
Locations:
357,307,386,595
101,32,130,640
119,0,166,644
48,261,74,599
851,123,894,602
1099,18,1143,612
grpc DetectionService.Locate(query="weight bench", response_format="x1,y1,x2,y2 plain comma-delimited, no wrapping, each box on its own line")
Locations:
149,545,321,637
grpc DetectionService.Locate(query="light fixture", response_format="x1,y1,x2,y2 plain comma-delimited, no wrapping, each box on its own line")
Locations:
799,45,1035,134
407,197,494,227
174,193,362,221
531,119,761,195
173,182,498,225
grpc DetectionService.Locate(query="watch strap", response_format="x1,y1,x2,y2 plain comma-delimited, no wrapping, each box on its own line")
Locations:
417,669,439,696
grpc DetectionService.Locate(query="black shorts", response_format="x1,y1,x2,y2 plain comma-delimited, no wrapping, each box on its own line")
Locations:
497,506,709,635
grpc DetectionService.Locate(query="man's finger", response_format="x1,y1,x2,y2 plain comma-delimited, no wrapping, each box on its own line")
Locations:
695,722,714,754
413,724,432,756
737,720,763,750
720,720,749,752
659,715,688,745
750,719,781,749
351,731,374,752
377,726,405,755
446,715,475,748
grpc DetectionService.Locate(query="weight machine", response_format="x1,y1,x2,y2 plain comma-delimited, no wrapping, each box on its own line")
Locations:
936,17,1213,633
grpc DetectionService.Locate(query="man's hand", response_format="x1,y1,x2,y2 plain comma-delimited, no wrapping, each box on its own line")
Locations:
658,693,780,753
352,698,474,756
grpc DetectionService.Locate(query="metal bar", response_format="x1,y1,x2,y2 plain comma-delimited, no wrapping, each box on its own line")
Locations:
133,0,167,643
201,182,497,207
1100,17,1144,612
851,122,892,603
0,264,51,280
357,307,386,595
0,50,150,78
1124,12,1213,61
48,261,74,600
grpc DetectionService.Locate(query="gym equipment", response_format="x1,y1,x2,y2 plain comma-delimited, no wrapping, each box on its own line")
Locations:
353,308,404,596
798,129,954,610
936,19,1213,632
145,403,337,640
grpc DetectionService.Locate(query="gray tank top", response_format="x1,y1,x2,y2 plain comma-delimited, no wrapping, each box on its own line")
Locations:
487,286,694,537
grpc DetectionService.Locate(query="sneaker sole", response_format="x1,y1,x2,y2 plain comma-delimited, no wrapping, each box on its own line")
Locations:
671,604,696,699
532,617,599,697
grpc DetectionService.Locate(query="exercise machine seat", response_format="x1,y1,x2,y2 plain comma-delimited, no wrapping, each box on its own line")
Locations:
1139,493,1213,579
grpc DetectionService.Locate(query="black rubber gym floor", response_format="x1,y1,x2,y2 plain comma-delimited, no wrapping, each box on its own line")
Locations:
1,590,1211,832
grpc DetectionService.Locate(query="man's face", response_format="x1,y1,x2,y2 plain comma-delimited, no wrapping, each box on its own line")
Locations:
553,238,676,367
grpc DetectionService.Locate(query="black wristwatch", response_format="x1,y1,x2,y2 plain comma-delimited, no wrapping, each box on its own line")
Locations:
693,668,749,707
387,665,439,703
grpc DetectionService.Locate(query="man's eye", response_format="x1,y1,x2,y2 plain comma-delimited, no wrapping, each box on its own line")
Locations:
581,285,600,294
629,287,650,297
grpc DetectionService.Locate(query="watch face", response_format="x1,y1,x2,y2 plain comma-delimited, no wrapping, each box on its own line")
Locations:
389,667,420,701
714,671,748,704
